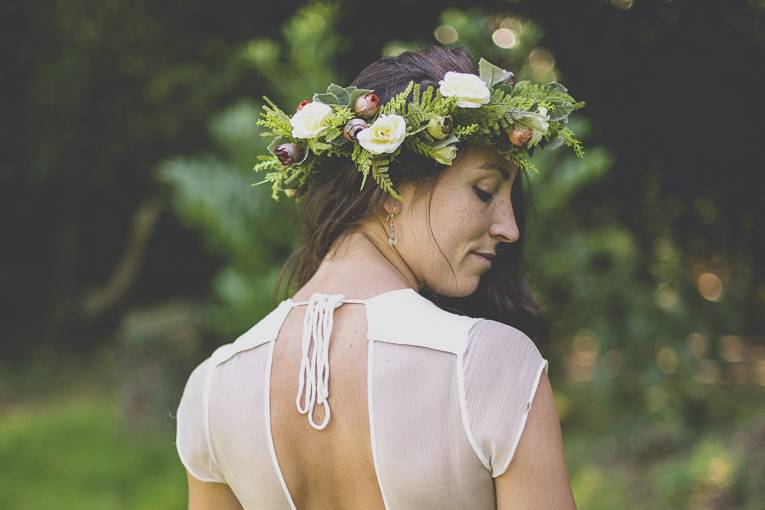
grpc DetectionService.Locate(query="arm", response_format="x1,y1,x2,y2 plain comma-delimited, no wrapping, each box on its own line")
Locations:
186,471,244,510
494,372,577,510
176,358,241,509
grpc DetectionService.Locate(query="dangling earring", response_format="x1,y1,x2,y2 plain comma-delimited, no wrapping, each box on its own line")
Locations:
386,211,397,247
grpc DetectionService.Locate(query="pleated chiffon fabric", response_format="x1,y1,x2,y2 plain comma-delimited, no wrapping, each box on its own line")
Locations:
175,287,548,509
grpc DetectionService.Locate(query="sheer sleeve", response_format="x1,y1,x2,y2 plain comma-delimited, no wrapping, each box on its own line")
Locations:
462,319,549,478
174,357,225,483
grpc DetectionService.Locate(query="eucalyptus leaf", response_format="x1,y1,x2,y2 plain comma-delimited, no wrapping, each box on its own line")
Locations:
327,83,350,106
507,109,530,122
547,104,574,121
313,92,340,105
544,82,569,94
478,58,514,88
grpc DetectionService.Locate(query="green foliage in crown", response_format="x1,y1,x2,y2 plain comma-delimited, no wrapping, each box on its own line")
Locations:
253,58,585,202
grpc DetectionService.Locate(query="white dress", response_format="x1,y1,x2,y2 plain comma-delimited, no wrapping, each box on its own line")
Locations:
175,287,548,509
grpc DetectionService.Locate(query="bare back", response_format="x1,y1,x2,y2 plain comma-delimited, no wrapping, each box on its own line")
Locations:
270,301,386,510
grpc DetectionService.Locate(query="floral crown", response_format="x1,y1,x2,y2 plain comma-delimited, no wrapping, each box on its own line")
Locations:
253,57,585,202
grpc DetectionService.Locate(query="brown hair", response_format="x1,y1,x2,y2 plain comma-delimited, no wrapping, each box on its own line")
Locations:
274,45,549,346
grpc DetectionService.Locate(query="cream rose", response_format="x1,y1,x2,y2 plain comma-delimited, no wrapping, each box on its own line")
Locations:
356,114,407,154
438,71,491,108
518,106,550,147
290,101,333,139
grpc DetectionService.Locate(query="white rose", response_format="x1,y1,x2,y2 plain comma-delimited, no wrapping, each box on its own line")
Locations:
356,114,407,154
290,101,333,138
438,71,491,108
518,107,550,147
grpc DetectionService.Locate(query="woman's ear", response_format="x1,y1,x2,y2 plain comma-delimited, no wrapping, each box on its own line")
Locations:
382,195,401,217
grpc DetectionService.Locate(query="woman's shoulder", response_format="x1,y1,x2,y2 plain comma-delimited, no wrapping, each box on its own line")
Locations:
463,318,547,395
365,288,481,355
203,299,294,368
461,318,549,478
466,318,542,358
365,288,545,359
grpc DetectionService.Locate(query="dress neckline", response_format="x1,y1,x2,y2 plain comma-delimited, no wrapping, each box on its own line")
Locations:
279,286,417,431
286,287,418,308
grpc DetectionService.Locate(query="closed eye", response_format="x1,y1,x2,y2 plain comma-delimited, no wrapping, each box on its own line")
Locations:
473,186,494,203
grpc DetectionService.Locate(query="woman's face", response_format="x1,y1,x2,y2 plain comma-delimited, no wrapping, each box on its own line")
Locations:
393,145,520,297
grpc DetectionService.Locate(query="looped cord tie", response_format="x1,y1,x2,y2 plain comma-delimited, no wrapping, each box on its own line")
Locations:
295,292,345,430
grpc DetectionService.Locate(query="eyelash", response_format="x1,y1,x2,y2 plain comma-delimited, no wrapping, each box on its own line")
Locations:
474,186,495,203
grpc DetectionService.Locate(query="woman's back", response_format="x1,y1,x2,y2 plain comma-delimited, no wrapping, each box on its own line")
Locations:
175,288,548,509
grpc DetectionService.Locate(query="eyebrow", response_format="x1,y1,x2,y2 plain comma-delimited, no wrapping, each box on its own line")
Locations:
478,162,515,181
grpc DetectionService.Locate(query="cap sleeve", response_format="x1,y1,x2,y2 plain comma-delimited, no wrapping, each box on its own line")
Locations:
174,357,225,483
461,319,549,478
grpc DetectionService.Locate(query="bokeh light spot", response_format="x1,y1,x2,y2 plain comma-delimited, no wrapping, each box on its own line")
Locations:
567,329,599,383
529,47,555,73
610,0,635,10
706,455,733,488
434,24,459,45
697,272,723,302
655,284,679,311
491,28,518,49
500,16,523,33
720,335,744,362
657,346,678,374
686,332,708,358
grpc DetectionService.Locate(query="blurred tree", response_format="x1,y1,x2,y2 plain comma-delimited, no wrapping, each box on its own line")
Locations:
2,1,763,507
158,2,347,339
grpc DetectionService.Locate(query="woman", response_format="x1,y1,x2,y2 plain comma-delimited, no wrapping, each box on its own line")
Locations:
176,45,578,509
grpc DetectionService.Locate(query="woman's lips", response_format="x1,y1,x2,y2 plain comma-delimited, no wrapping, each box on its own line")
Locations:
471,251,493,268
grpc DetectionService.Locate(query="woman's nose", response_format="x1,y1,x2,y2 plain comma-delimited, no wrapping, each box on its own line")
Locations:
489,204,520,243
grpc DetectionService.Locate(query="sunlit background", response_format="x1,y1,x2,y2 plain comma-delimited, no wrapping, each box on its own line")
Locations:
2,0,764,508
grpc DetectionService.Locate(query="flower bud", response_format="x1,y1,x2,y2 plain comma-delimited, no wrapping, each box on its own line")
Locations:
343,118,370,142
426,115,453,140
284,188,298,198
508,126,533,148
354,93,380,119
296,99,311,112
275,143,302,165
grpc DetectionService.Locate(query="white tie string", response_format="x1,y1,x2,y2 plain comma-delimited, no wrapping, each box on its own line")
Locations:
295,292,345,430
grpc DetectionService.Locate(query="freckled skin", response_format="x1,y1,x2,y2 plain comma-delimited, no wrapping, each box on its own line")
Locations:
294,144,521,300
384,144,520,297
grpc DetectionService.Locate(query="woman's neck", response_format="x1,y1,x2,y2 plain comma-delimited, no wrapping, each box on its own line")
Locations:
294,229,421,301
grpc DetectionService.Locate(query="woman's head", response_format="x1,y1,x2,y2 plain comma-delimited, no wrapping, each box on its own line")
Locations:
277,45,549,344
379,144,520,296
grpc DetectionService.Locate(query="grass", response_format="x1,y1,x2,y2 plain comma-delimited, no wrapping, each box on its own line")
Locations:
0,394,186,510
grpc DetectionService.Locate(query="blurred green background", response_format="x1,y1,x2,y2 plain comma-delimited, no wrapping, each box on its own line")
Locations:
2,0,764,508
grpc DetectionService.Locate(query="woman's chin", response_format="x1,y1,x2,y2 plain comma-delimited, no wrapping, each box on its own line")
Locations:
431,277,481,298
